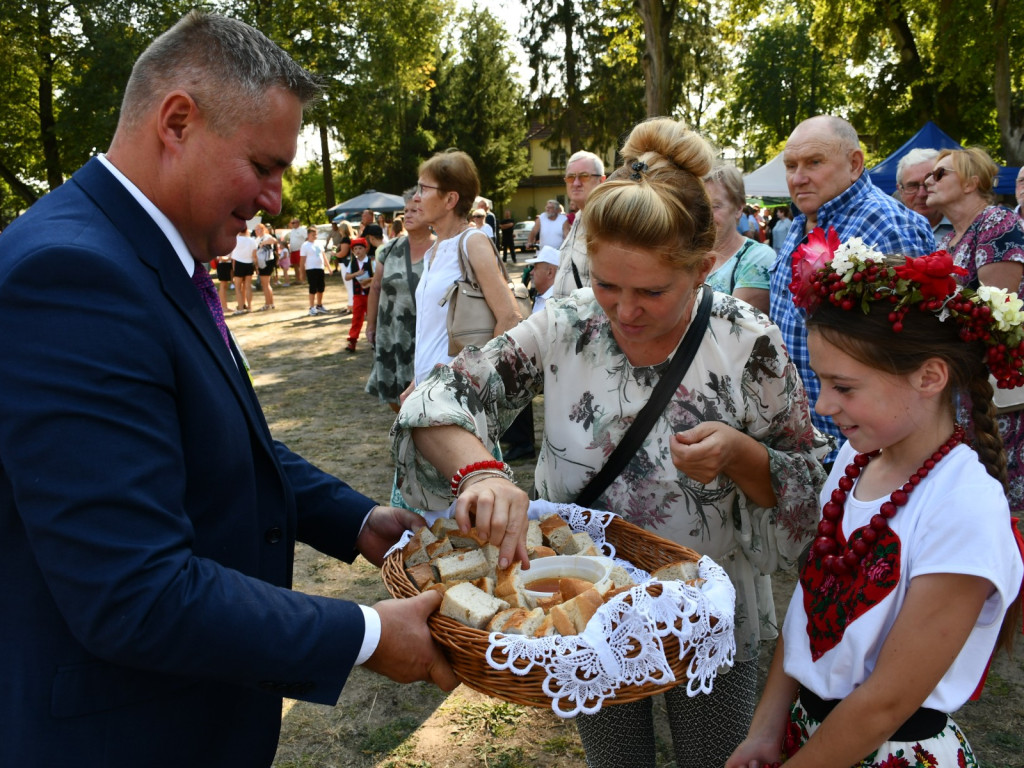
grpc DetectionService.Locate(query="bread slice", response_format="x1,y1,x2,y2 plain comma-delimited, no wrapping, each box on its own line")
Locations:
533,613,557,638
472,575,495,595
561,531,600,556
526,519,543,549
607,565,635,588
494,561,522,599
653,560,701,584
425,539,454,560
528,545,557,560
406,562,436,591
480,543,500,572
539,514,573,551
558,577,595,601
565,585,602,634
549,604,577,635
486,607,546,636
440,582,510,629
448,527,489,550
402,526,438,566
430,517,460,540
435,549,490,582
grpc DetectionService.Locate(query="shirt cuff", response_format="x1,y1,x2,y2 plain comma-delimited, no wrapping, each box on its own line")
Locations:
355,605,381,665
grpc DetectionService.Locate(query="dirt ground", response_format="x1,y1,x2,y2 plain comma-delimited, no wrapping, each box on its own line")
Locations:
227,270,1024,768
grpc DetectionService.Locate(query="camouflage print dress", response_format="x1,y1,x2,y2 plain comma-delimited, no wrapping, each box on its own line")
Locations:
366,236,423,406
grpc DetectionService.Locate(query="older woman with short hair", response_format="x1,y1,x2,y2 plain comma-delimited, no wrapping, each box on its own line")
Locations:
703,164,774,313
408,150,522,388
926,146,1024,509
393,118,827,768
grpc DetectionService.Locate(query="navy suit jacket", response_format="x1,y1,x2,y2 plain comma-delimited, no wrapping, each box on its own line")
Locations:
0,159,375,766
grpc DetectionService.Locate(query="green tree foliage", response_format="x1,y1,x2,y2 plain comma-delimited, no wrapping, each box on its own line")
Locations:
323,0,449,200
805,0,1024,162
519,0,590,153
716,7,855,167
428,7,530,206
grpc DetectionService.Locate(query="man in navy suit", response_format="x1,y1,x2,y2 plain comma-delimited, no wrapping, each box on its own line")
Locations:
0,13,494,766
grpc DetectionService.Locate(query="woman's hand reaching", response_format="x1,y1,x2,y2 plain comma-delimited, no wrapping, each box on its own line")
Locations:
455,475,530,570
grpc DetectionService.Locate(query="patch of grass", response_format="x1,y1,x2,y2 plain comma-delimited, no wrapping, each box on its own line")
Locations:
360,716,420,756
473,745,529,768
983,670,1012,697
541,734,585,756
446,699,526,738
272,757,320,768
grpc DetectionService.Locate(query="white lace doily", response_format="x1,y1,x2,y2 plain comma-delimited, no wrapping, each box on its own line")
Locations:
385,501,736,717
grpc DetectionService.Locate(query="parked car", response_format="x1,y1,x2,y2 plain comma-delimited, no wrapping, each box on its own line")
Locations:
512,220,536,252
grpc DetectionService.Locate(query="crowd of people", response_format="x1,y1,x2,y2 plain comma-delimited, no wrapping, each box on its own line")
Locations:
2,11,1024,768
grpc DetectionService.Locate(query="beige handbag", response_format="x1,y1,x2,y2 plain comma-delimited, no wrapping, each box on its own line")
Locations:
441,230,534,355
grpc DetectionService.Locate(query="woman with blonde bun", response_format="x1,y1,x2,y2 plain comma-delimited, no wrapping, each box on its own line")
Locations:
393,119,827,767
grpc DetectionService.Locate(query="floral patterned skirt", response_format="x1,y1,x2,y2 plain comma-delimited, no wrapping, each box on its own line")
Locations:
782,696,977,767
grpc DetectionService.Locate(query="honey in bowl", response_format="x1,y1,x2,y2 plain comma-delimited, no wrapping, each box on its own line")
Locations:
523,576,590,594
519,555,612,599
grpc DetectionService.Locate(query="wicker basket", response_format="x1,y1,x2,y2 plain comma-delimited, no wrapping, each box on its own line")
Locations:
381,512,707,709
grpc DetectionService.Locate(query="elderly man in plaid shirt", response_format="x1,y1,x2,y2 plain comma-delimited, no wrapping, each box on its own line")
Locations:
769,115,936,461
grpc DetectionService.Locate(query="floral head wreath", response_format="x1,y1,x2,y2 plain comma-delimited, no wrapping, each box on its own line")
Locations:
789,227,1024,390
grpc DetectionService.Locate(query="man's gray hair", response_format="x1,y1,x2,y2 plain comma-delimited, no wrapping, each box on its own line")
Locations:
119,11,322,135
896,148,940,185
823,116,861,153
566,150,605,176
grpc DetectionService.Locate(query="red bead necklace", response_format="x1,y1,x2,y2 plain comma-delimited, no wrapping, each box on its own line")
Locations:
811,424,966,577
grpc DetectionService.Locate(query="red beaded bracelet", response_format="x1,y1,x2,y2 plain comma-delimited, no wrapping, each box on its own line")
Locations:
450,460,511,497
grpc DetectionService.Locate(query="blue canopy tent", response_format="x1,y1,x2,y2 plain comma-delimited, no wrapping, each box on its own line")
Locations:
867,121,1021,196
326,190,405,221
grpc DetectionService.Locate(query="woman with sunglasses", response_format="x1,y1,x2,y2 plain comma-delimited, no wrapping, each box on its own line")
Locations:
925,146,1024,509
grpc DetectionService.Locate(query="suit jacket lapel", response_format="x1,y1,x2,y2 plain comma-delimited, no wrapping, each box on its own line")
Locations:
71,159,276,456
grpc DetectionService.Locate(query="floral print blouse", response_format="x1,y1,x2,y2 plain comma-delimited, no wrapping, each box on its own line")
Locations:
392,287,829,661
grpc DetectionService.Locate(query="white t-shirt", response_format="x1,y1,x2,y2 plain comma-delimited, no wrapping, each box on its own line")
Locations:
782,440,1023,713
536,213,567,250
300,240,325,271
230,235,256,264
288,227,306,253
414,228,488,384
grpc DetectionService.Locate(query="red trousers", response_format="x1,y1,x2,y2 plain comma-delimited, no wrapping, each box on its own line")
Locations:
348,294,368,344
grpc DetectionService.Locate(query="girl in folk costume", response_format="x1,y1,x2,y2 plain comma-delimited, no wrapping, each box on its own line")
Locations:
728,229,1024,768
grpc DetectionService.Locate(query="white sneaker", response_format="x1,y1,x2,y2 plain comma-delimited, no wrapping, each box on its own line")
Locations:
308,307,318,316
315,306,328,314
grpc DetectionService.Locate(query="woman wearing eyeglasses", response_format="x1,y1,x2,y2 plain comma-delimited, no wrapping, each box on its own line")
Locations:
406,150,523,395
926,146,1024,509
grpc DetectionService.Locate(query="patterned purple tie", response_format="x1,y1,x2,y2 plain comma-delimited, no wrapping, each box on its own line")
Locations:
191,263,232,350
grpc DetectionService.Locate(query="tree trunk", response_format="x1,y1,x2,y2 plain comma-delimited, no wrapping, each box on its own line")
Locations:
992,0,1023,164
635,0,677,117
560,0,581,154
36,0,63,190
319,123,335,209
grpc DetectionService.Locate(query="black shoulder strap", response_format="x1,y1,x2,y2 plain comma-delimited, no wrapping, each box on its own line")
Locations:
575,287,714,508
729,239,755,293
571,259,583,289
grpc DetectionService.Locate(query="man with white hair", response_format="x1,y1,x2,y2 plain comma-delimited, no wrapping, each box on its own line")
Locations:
896,147,954,238
526,199,567,252
771,115,935,456
474,196,498,249
552,149,606,297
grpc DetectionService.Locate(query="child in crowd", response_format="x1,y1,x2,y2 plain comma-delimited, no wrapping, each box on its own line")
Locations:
300,227,330,316
342,237,373,352
728,230,1024,768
